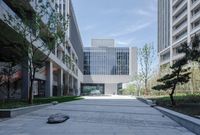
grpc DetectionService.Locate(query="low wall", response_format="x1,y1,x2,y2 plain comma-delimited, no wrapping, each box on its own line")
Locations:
0,104,51,118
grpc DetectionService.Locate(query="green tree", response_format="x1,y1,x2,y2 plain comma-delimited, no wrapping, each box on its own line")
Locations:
189,35,200,63
3,1,69,104
152,35,200,105
139,43,155,95
132,74,143,96
123,84,136,95
0,62,17,99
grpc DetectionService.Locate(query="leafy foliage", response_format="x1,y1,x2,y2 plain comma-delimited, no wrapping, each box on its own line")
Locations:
2,1,69,104
122,84,136,95
0,62,18,99
139,43,155,95
152,35,200,105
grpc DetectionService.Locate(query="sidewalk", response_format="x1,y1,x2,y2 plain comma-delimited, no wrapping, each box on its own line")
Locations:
0,96,195,135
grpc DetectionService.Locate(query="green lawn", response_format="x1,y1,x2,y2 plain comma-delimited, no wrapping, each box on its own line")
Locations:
0,96,83,109
149,94,200,117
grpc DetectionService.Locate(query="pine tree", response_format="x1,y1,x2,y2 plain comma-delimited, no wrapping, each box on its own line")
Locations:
152,43,191,106
153,35,200,106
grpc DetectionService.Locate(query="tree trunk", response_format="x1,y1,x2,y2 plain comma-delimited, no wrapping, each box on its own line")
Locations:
170,87,176,106
28,79,33,104
191,70,194,94
28,68,36,104
7,67,11,99
145,79,148,95
7,79,10,99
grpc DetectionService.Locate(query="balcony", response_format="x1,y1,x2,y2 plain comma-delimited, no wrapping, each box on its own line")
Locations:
173,0,187,16
173,10,187,25
173,21,187,36
191,3,200,23
160,50,170,65
0,0,77,76
2,0,38,24
191,0,200,10
173,33,187,46
172,53,185,61
160,58,170,66
191,20,200,35
191,12,200,23
173,0,179,6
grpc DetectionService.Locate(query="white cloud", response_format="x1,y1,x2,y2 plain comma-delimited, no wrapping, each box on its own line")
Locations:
108,22,152,37
101,8,121,15
82,24,96,31
115,39,135,46
136,9,152,17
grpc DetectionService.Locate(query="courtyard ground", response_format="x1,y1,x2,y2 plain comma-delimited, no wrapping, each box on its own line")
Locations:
0,95,195,135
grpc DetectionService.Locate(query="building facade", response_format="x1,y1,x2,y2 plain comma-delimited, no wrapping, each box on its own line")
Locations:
0,0,83,99
158,0,200,69
82,39,137,95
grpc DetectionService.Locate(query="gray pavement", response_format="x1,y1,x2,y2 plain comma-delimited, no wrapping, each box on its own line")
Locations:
0,96,196,135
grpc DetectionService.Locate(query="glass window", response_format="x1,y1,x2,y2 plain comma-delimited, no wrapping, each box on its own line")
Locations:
83,47,130,75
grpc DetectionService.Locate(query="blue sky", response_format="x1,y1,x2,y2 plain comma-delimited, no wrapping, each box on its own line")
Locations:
72,0,157,49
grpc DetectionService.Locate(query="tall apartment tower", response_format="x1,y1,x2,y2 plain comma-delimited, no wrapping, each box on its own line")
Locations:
158,0,200,68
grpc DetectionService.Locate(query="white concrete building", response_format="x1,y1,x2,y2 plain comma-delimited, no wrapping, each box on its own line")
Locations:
158,0,200,68
0,0,83,99
82,39,137,95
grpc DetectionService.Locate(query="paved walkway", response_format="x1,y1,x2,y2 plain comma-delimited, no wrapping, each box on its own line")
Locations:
0,96,195,135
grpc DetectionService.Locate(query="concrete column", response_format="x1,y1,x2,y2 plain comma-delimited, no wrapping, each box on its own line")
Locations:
66,72,70,95
74,78,78,96
71,76,74,95
169,0,173,66
69,75,73,95
58,68,63,96
187,0,191,44
45,61,53,97
21,63,29,100
68,75,71,95
64,73,68,95
77,80,81,96
63,73,67,96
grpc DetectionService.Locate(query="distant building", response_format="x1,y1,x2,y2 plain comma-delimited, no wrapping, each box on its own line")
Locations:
158,0,200,69
82,39,137,95
91,39,115,48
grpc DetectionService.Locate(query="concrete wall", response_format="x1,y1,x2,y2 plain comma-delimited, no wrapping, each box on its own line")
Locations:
104,83,118,95
91,39,115,47
83,75,132,95
130,47,138,76
83,75,132,84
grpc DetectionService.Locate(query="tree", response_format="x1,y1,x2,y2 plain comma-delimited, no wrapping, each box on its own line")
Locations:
189,35,200,63
122,84,136,95
3,1,69,104
139,43,155,95
132,74,143,96
0,62,17,99
152,36,200,105
185,35,200,94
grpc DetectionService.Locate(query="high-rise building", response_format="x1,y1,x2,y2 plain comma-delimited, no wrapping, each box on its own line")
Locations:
82,39,137,95
158,0,200,68
0,0,83,99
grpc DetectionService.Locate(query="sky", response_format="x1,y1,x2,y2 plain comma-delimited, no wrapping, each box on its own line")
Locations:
72,0,157,49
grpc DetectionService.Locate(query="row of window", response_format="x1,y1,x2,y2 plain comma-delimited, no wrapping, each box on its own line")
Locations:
83,48,130,75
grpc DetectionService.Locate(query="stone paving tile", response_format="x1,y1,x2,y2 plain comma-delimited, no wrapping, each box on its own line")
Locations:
0,96,196,135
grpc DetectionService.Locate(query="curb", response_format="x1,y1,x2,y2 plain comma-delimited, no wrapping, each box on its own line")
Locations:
137,97,156,107
155,106,200,135
137,97,200,135
0,103,52,118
